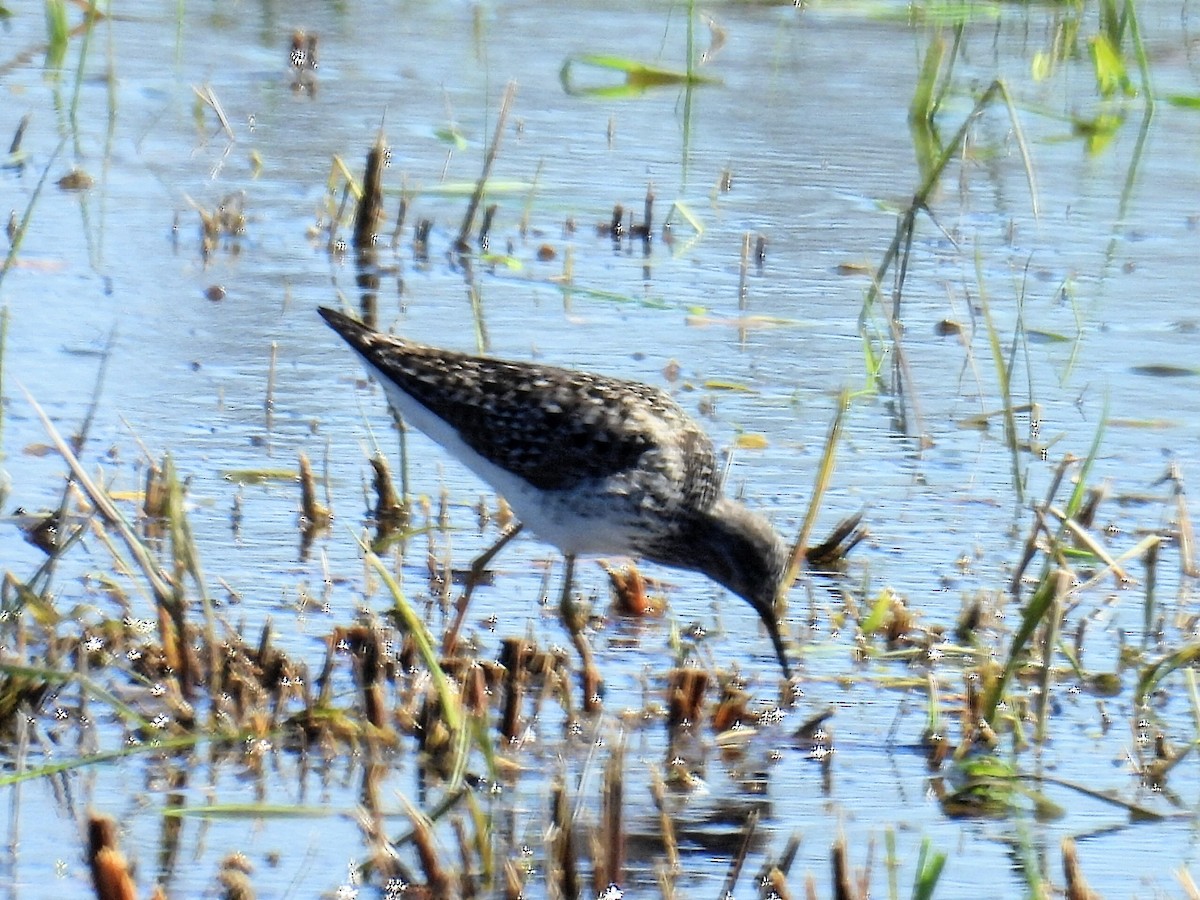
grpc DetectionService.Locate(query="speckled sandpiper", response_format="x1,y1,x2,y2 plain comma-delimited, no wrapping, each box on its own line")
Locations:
319,307,792,676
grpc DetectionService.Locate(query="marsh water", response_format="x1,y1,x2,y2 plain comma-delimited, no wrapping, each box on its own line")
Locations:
3,1,1200,897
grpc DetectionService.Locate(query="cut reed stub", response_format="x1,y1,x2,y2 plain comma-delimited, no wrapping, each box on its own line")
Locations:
87,813,136,900
711,681,750,733
666,667,709,730
354,135,386,253
368,453,406,534
217,852,255,900
763,867,792,900
297,452,331,529
479,203,497,250
803,511,866,570
143,459,168,519
604,563,666,616
499,636,536,741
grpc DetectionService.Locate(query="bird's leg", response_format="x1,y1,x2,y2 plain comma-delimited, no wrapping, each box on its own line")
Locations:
558,553,603,709
441,522,524,655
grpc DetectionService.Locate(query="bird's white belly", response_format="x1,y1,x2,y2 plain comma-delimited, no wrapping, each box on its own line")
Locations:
375,370,646,557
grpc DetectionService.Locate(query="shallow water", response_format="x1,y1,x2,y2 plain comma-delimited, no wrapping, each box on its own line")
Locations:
3,1,1200,897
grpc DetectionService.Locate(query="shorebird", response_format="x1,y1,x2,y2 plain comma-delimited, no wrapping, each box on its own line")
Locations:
319,307,793,676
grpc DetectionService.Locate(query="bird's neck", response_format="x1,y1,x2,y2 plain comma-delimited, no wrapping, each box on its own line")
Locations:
649,497,788,600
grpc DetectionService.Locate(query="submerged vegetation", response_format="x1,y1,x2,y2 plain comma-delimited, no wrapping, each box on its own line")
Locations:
2,0,1200,897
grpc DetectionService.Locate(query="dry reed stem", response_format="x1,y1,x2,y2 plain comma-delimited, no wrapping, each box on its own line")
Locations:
831,836,857,900
718,809,758,899
649,772,679,874
456,81,518,250
551,777,579,900
22,385,175,603
1062,837,1100,900
1178,867,1200,899
401,795,452,898
787,389,851,588
598,741,625,890
499,637,533,741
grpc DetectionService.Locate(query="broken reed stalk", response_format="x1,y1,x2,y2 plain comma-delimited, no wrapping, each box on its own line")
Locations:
143,459,167,518
1061,837,1099,900
737,231,751,312
786,388,851,589
518,159,543,239
764,868,792,900
649,771,679,873
503,859,525,899
162,454,218,690
551,777,580,900
88,813,137,900
1168,463,1198,577
401,795,453,898
666,667,708,729
1009,454,1076,598
298,452,331,527
355,132,386,253
717,809,758,899
456,80,518,251
499,637,533,741
775,832,802,882
365,548,472,785
0,137,65,290
596,741,626,894
975,257,1024,503
349,624,387,731
261,344,276,439
478,203,497,249
1047,503,1129,582
452,817,476,899
1035,568,1071,743
192,84,235,140
643,182,654,240
987,420,1110,721
368,452,405,530
831,836,857,900
22,386,175,599
1179,867,1200,900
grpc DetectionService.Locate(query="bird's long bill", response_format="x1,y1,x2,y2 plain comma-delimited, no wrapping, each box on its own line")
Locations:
751,593,792,679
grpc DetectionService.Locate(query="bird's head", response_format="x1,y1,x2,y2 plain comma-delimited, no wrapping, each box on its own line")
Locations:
654,497,793,677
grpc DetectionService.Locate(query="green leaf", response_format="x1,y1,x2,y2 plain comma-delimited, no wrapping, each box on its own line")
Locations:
560,54,720,98
1089,34,1133,98
1025,328,1070,344
222,468,299,484
435,126,468,151
860,589,894,635
1071,111,1124,154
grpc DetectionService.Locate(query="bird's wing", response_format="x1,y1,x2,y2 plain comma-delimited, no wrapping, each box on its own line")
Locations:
319,307,720,498
370,341,714,493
